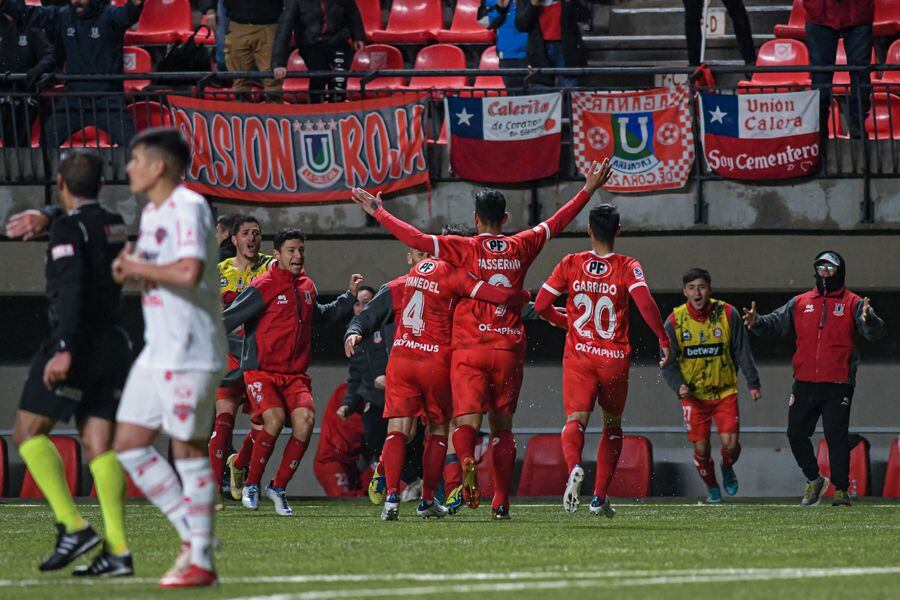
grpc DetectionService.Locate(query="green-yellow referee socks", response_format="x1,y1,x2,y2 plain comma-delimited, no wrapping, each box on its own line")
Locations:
89,451,129,556
19,435,86,534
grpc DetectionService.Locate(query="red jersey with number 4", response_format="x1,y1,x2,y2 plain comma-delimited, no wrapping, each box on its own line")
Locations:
435,228,549,351
542,251,649,363
392,259,489,361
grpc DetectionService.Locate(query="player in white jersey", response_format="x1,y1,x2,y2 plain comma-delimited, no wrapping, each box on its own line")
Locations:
111,128,226,588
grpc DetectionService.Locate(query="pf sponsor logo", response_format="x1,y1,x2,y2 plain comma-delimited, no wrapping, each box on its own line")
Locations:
482,238,509,254
582,259,610,279
415,260,436,275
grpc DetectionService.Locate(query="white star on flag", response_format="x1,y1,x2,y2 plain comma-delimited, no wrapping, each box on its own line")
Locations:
709,105,727,124
456,108,474,126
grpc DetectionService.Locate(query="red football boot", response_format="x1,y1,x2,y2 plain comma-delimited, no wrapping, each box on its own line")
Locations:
158,564,218,588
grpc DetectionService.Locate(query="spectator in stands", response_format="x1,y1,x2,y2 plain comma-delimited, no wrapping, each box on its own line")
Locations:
337,285,390,471
216,212,240,261
200,0,281,94
682,0,755,67
31,0,143,148
805,0,874,137
271,0,365,103
514,0,591,88
0,0,55,148
202,1,228,72
479,0,529,91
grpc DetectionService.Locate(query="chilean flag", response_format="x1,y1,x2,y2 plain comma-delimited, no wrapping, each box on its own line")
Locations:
445,93,562,183
699,90,820,180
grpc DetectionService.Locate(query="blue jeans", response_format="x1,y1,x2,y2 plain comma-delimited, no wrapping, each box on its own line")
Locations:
215,0,229,71
544,41,579,88
806,22,872,130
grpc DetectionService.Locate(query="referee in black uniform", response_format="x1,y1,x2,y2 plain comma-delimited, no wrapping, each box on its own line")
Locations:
7,151,134,576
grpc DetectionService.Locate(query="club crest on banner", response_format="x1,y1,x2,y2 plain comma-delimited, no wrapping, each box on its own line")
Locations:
295,120,344,189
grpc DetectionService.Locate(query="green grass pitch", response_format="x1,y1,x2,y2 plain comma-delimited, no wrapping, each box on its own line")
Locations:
1,499,899,599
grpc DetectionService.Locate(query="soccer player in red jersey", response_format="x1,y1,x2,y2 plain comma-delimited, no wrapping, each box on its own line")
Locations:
349,159,611,519
222,228,361,516
346,255,530,521
533,204,671,517
314,383,370,497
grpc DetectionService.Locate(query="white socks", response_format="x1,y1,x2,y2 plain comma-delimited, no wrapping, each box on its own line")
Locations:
117,447,190,543
174,457,215,571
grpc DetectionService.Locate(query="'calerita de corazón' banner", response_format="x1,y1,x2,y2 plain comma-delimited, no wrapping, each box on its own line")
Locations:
167,93,429,203
572,86,694,193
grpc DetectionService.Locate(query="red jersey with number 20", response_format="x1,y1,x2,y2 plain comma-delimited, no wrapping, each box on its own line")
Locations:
542,252,649,363
392,259,489,362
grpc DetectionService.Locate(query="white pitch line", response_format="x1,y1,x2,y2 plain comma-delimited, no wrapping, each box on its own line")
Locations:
224,566,900,600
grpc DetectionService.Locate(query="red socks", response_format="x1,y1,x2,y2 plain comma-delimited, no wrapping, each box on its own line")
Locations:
382,431,408,496
561,421,585,472
272,437,308,489
443,453,462,491
245,430,277,486
694,451,718,488
593,427,623,499
422,435,449,502
234,429,259,471
721,443,741,470
208,413,235,489
491,432,516,510
452,425,478,463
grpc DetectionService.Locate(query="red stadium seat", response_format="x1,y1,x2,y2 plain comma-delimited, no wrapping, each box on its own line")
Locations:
128,101,173,131
20,437,81,498
0,115,41,149
816,437,870,497
608,435,653,498
874,0,899,38
435,0,495,43
865,93,900,139
827,99,847,139
737,39,810,92
370,0,442,44
0,438,7,497
883,438,900,498
124,0,192,45
408,44,469,91
347,44,407,94
192,16,217,46
517,434,567,496
774,0,807,40
282,50,310,104
877,39,900,87
61,127,113,148
355,0,383,41
471,46,506,96
123,46,152,93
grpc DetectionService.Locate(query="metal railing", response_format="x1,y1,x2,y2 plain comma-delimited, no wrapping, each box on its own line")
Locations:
1,64,898,224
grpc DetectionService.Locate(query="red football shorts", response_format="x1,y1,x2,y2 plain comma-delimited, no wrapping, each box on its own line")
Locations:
681,393,739,443
216,354,245,403
562,357,630,417
243,370,315,420
451,348,524,418
384,355,452,425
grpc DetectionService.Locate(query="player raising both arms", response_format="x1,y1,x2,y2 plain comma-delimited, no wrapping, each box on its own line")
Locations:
345,253,530,521
112,128,226,588
533,204,670,517
210,216,274,508
350,159,611,520
222,228,360,516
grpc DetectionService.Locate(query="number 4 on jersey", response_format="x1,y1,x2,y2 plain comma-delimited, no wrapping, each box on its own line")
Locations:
402,290,426,335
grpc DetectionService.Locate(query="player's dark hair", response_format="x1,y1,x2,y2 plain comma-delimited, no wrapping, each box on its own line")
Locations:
274,227,306,251
58,150,103,199
129,126,191,177
217,213,240,231
474,188,506,226
357,285,377,296
682,268,711,286
441,223,471,236
230,215,260,237
588,204,619,245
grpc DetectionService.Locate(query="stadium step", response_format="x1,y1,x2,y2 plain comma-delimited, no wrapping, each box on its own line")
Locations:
607,4,791,37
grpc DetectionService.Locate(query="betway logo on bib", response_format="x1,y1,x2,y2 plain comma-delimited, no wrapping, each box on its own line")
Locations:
684,343,724,358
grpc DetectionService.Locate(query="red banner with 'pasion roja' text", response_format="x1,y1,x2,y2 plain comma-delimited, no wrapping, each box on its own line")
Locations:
167,93,429,203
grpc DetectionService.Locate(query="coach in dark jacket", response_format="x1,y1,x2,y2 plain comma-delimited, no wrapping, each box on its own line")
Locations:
31,0,143,146
0,0,55,147
514,0,590,88
271,0,364,102
742,251,884,507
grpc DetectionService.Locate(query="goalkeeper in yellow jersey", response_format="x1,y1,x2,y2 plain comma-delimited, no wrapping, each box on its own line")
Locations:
661,268,762,504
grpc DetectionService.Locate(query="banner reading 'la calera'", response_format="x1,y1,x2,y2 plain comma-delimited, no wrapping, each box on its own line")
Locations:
167,93,429,203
